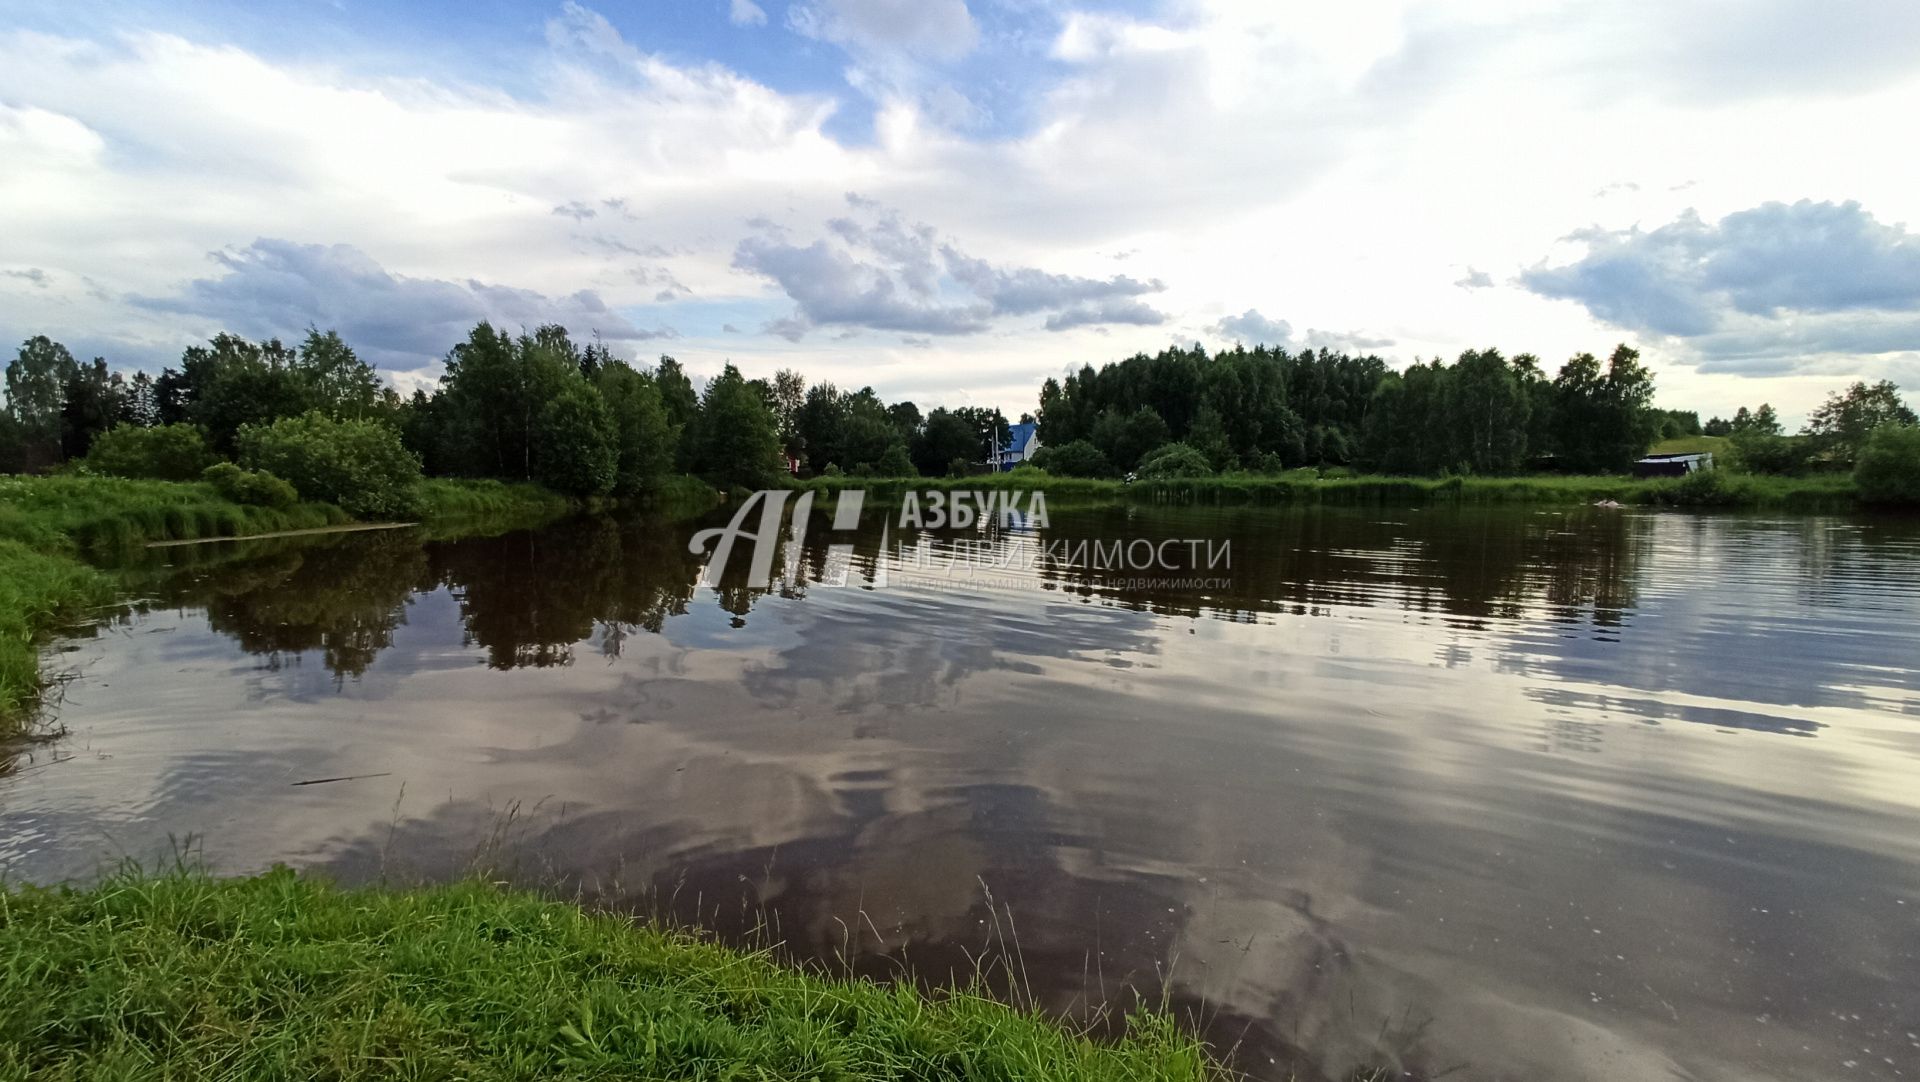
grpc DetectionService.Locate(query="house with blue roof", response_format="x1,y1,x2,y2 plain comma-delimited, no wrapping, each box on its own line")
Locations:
992,421,1040,470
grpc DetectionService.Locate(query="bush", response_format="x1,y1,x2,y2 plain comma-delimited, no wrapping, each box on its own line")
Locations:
1137,442,1215,479
236,412,423,520
1030,439,1112,478
1731,433,1815,475
1854,425,1920,505
201,462,298,508
875,444,917,477
82,424,216,481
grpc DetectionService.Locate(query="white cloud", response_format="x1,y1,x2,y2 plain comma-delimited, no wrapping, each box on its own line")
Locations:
1520,200,1920,378
788,0,979,62
1207,309,1392,354
1,2,1918,424
732,199,1169,339
728,0,767,29
126,238,673,372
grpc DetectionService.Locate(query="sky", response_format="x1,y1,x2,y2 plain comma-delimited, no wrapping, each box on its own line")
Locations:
3,0,1919,426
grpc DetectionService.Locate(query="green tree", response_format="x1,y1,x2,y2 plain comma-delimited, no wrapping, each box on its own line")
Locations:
1729,404,1783,437
5,335,76,468
875,443,917,477
1029,439,1112,478
179,333,313,454
1091,406,1170,472
1806,380,1916,464
0,411,25,474
532,381,617,498
594,361,679,496
295,328,384,421
1553,345,1657,472
886,400,923,443
1854,423,1920,505
119,371,160,428
60,356,124,460
435,323,582,479
654,356,699,433
689,363,781,488
771,368,807,452
1185,404,1236,471
913,409,977,476
1446,348,1530,473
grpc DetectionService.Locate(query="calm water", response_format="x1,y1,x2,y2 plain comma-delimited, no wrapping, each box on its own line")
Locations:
6,503,1920,1081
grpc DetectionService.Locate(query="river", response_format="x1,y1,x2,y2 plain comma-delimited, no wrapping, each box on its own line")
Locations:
4,501,1918,1081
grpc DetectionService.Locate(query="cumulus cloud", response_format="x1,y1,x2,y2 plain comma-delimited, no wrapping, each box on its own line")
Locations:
1209,309,1292,344
1207,309,1393,353
1303,329,1396,352
727,0,767,28
1043,300,1166,332
1520,200,1920,371
788,0,979,62
733,199,1168,339
943,248,1162,317
129,239,672,372
5,2,1918,417
1455,268,1494,289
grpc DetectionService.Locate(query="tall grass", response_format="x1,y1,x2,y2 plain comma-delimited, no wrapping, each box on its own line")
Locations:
0,474,348,554
0,868,1222,1082
643,473,727,516
0,541,114,730
413,478,578,539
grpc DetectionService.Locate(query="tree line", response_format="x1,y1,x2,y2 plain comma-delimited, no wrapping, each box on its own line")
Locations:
1034,342,1673,477
6,324,1915,500
0,324,1017,500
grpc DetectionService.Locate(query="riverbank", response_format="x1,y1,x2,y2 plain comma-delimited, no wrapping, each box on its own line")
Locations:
802,468,1862,510
0,868,1218,1081
0,474,579,737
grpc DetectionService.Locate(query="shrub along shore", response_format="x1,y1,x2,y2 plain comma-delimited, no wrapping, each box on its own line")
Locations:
803,467,1866,511
0,868,1221,1082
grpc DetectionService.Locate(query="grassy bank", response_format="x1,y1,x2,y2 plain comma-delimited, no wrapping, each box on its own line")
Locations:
412,478,580,540
802,467,1863,511
0,474,580,737
0,869,1218,1082
0,542,115,724
0,474,350,553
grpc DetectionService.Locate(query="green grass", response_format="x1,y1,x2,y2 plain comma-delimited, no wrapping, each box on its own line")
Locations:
413,478,579,539
1649,434,1729,456
645,473,727,517
0,541,115,728
0,868,1221,1082
803,467,1862,510
0,474,349,554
